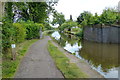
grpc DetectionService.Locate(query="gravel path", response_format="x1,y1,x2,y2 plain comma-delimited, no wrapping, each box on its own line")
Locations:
15,36,64,78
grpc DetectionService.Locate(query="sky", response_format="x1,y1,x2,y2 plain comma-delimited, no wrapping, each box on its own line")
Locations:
54,0,120,20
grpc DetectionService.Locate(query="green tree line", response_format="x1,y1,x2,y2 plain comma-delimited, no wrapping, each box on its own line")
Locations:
77,8,120,26
2,1,56,54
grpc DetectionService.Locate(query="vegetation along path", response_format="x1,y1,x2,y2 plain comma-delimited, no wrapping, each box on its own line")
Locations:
15,36,64,78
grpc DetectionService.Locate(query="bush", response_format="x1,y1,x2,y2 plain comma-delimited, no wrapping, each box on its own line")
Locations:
22,21,44,39
13,23,26,43
2,20,44,53
2,21,15,53
100,8,117,25
2,22,27,53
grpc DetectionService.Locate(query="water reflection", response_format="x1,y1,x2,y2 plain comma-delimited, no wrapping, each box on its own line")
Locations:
64,42,82,53
80,40,119,78
51,31,60,40
51,31,119,78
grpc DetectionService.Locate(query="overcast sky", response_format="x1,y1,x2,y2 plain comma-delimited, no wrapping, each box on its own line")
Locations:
55,0,120,20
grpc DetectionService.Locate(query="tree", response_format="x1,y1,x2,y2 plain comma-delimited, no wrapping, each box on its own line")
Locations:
5,2,58,24
100,8,117,25
51,12,65,26
13,2,30,21
77,11,93,26
27,2,48,23
5,2,13,22
46,0,59,15
94,13,100,25
59,20,77,31
12,2,48,23
43,22,54,30
77,11,95,26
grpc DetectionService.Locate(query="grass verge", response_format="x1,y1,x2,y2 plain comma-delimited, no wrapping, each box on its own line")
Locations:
48,41,88,78
2,39,38,78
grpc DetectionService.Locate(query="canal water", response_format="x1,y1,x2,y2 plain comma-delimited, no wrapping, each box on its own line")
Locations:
51,31,119,78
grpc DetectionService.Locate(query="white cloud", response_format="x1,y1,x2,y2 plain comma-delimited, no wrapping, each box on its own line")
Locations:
55,0,120,20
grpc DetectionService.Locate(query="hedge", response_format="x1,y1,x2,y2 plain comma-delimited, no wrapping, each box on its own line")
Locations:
13,23,26,43
22,21,44,39
2,21,44,53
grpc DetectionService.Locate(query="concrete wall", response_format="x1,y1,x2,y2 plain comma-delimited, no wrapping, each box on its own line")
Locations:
83,26,120,43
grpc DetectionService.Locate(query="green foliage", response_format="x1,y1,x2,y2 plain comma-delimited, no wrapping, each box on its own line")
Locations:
48,41,88,78
117,13,120,24
27,2,48,23
76,28,83,38
72,28,80,33
51,12,65,26
2,20,15,52
2,19,27,53
22,21,44,39
44,22,54,30
100,8,117,25
2,20,42,53
77,11,92,24
117,13,120,20
59,21,78,31
11,2,48,23
13,2,30,21
77,8,118,27
5,2,13,22
2,39,38,78
13,23,26,43
77,11,96,26
81,20,87,27
94,13,101,24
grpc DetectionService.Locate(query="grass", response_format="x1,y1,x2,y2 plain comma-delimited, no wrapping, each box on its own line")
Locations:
2,39,38,78
48,41,88,78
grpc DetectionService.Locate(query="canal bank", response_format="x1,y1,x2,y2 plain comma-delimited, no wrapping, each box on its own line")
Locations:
50,38,104,78
51,31,119,78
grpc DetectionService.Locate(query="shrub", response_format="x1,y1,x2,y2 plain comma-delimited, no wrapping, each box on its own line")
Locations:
100,8,117,25
22,21,44,39
2,21,15,53
13,23,26,43
2,20,44,54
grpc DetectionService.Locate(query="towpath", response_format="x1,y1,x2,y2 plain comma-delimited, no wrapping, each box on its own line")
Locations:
15,36,64,78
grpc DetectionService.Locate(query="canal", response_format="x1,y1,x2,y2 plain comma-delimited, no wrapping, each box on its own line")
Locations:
51,31,119,78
